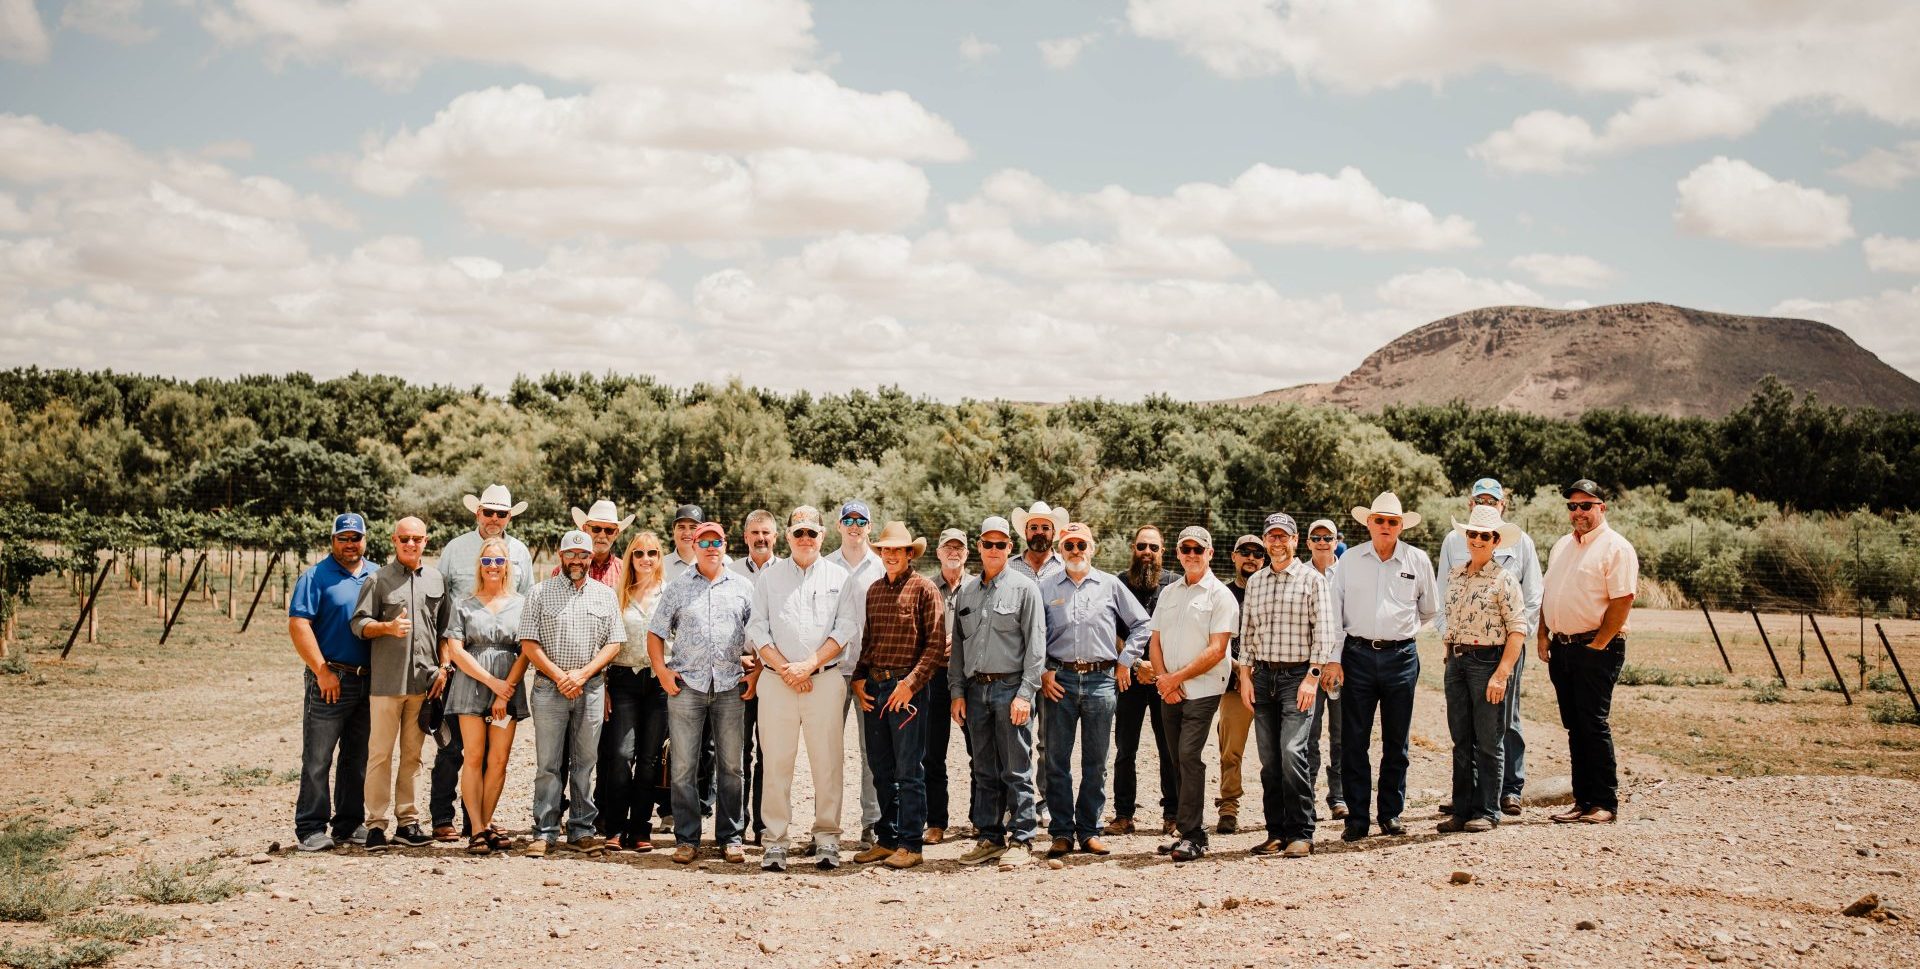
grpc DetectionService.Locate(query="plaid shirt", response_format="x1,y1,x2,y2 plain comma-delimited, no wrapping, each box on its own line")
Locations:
1237,558,1338,666
854,570,948,693
518,575,626,671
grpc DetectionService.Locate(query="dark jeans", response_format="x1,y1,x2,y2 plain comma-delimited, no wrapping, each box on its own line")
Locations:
1548,637,1625,811
1503,650,1527,799
296,668,370,840
1444,650,1507,824
923,666,962,829
430,723,469,833
1339,637,1419,834
862,677,931,852
1160,692,1221,846
597,666,669,842
1113,677,1176,820
1042,667,1118,843
964,677,1038,846
1251,665,1316,842
1305,689,1344,807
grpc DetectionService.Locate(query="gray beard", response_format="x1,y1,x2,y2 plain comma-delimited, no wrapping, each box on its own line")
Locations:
565,564,589,582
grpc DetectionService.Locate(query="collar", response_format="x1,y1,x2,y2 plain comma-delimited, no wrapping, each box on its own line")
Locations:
326,555,375,578
1357,540,1407,564
1573,521,1613,546
1051,566,1105,589
1266,557,1309,580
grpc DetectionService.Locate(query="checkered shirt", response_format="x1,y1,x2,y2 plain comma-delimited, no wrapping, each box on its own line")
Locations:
517,575,626,670
1238,558,1338,665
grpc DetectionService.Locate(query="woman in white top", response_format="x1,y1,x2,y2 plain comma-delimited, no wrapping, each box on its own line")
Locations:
595,531,669,851
441,537,529,855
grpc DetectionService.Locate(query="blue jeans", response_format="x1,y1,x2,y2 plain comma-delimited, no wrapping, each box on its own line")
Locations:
296,668,370,841
964,677,1038,845
1251,665,1316,842
1444,650,1507,824
1042,667,1117,843
1502,650,1527,800
1306,689,1344,807
1339,637,1419,834
862,676,930,851
596,666,669,842
668,684,746,847
531,675,606,843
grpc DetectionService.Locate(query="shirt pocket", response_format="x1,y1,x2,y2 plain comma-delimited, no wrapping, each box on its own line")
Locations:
990,599,1021,633
382,588,410,620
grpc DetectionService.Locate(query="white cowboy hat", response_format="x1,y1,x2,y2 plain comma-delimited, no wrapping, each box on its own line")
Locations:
461,483,527,517
570,499,636,532
1010,501,1069,534
1351,492,1422,530
1452,505,1522,549
869,520,928,557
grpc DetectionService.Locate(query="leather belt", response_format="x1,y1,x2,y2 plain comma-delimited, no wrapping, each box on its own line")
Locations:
1252,660,1310,671
1445,643,1499,658
1549,630,1597,646
1047,660,1117,673
971,671,1017,683
865,666,913,682
324,661,368,677
1345,635,1414,650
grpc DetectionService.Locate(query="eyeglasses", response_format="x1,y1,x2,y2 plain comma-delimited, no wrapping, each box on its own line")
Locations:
478,508,510,519
1061,541,1089,552
1133,542,1161,552
395,536,426,544
1308,535,1336,543
586,525,619,536
1470,495,1501,507
1368,516,1402,527
478,556,507,566
559,551,591,560
695,539,725,550
1566,501,1601,511
628,549,660,559
1177,544,1207,555
334,534,364,543
790,529,820,539
979,540,1011,550
841,516,869,527
1464,530,1498,543
1236,545,1265,556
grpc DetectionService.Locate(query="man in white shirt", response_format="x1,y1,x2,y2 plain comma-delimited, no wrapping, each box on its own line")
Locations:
1148,526,1239,863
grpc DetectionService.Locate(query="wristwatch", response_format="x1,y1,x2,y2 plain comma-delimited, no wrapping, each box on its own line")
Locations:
1308,666,1322,677
439,663,454,675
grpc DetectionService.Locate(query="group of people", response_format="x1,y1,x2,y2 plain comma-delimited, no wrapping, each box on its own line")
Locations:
290,475,1637,870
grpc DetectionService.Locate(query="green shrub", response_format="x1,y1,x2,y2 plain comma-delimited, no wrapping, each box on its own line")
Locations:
0,819,73,872
127,859,245,905
0,654,27,675
0,867,95,923
55,912,171,943
1749,682,1786,704
0,939,127,969
1618,664,1725,687
1866,672,1904,693
1867,697,1920,726
216,767,274,788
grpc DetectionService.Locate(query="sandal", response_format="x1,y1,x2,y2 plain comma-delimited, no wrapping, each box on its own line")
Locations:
467,831,492,855
487,828,513,851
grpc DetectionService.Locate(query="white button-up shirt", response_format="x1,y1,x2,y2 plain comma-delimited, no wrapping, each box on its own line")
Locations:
1329,539,1438,660
1149,572,1240,700
827,546,883,677
745,556,854,666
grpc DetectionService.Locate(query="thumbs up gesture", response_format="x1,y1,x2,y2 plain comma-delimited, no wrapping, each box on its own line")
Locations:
390,606,413,639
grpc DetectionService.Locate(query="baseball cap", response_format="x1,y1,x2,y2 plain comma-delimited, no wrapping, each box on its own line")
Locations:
673,503,703,523
979,515,1013,539
558,530,593,554
332,513,367,536
1563,478,1607,501
787,506,824,535
1262,512,1297,536
1061,522,1095,544
1471,478,1505,501
1176,525,1213,549
937,527,968,548
692,521,726,542
1306,518,1339,538
838,500,872,522
1233,533,1263,552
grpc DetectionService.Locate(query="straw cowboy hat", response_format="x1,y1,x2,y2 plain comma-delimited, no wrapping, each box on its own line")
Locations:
1351,492,1422,529
869,520,928,557
1011,501,1069,533
570,498,636,532
462,483,528,517
1451,504,1523,548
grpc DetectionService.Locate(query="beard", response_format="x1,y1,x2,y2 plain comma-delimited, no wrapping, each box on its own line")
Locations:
1126,554,1161,589
565,563,589,582
1026,533,1053,554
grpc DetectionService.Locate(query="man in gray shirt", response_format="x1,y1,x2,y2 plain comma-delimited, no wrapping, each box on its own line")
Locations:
350,516,451,851
948,515,1046,867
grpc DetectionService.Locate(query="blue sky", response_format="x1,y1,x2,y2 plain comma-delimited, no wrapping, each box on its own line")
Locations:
2,0,1916,400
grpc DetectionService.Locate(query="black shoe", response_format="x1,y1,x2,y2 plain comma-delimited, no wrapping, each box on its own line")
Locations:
1169,839,1204,862
1216,814,1238,835
1340,827,1368,843
1380,818,1405,836
364,827,391,852
392,824,432,847
1438,801,1454,815
1156,839,1181,855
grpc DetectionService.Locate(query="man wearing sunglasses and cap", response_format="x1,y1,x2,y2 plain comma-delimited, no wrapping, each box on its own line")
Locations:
1213,533,1268,835
1303,519,1347,820
826,499,885,852
666,503,733,582
1434,478,1542,819
1540,478,1638,826
559,499,634,587
1148,526,1239,862
289,513,378,852
924,527,974,844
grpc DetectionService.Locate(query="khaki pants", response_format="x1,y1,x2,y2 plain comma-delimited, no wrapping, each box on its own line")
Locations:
757,670,847,849
366,693,427,831
1215,685,1253,816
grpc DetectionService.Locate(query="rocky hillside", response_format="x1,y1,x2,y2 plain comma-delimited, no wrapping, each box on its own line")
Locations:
1246,302,1920,417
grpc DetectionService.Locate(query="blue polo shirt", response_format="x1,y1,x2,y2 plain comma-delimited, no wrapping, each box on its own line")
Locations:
290,555,377,666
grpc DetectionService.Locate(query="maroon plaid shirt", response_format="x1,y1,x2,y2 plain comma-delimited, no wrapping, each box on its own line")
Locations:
856,570,948,693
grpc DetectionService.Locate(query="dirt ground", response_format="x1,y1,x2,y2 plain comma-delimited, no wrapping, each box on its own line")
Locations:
2,577,1916,968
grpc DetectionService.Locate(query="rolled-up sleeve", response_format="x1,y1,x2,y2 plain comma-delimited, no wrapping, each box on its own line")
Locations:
1018,585,1046,703
350,574,380,638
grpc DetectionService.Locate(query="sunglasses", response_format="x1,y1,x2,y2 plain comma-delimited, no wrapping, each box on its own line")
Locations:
479,508,510,519
1133,542,1162,552
479,556,507,566
1368,516,1402,527
1236,545,1266,556
979,540,1011,550
395,535,426,545
334,534,364,543
1464,530,1498,543
560,551,591,560
628,549,660,559
790,529,820,539
1308,535,1335,543
1061,540,1089,552
1566,501,1601,511
586,525,619,536
1470,495,1501,507
1177,544,1207,555
841,517,869,527
695,539,725,549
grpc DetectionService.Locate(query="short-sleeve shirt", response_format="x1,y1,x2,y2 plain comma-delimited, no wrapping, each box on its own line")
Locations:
518,575,626,672
437,529,535,601
290,555,377,666
1150,573,1240,699
1542,522,1639,635
446,594,526,655
1442,560,1528,647
648,567,755,693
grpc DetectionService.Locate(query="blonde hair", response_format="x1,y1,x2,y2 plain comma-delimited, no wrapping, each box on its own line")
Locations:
618,531,664,612
475,536,515,595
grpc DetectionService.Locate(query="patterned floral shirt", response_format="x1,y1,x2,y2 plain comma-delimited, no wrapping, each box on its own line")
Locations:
1442,558,1527,647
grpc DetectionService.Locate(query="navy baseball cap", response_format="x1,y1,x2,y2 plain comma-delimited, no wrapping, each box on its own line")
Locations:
838,500,872,521
332,513,367,536
1471,478,1505,500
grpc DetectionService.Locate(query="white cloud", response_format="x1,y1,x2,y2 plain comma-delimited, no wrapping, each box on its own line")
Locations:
199,0,815,86
1864,235,1920,274
61,0,156,44
1509,253,1617,289
0,192,28,232
1128,1,1920,171
1674,156,1853,249
1771,285,1920,376
0,0,51,63
1375,267,1543,317
1038,33,1096,70
1832,141,1920,189
958,34,998,62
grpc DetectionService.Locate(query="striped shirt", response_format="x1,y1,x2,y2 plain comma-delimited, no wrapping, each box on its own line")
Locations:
517,575,626,671
648,566,755,693
1238,558,1338,665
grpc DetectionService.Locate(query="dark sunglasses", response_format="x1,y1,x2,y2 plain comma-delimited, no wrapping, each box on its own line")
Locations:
1133,542,1162,552
790,529,820,539
695,539,725,549
1470,495,1501,507
1368,516,1402,527
586,525,619,536
1236,545,1266,556
841,516,869,527
628,549,660,558
395,535,426,544
1061,540,1089,552
1464,530,1499,542
478,556,507,566
1308,535,1336,543
1566,501,1601,511
479,508,510,518
334,534,364,543
979,540,1012,550
1177,544,1207,555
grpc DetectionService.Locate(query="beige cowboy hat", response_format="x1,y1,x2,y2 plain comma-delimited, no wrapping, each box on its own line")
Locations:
1351,492,1422,530
1010,500,1069,533
570,498,636,532
462,483,528,517
1451,504,1523,548
869,520,928,557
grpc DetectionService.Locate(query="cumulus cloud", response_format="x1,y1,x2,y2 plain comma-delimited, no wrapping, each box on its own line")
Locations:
1375,267,1543,318
1771,285,1920,376
0,0,51,62
199,0,815,86
1038,33,1096,70
1832,141,1920,189
1864,235,1920,274
1674,157,1853,249
61,0,156,44
958,34,998,62
1127,0,1920,172
1509,253,1617,289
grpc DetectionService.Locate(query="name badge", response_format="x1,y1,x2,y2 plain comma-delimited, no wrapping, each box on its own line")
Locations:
1399,572,1415,580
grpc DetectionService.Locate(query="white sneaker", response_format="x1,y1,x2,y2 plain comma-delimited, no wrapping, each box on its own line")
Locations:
761,847,788,872
813,839,841,870
297,832,335,852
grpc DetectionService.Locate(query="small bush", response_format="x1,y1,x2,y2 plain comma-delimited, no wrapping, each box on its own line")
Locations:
127,859,245,906
217,767,274,788
0,819,73,872
1811,678,1846,693
1866,672,1903,693
1619,664,1725,687
1749,681,1786,704
56,912,171,943
0,867,95,923
0,939,127,969
1867,697,1920,726
0,655,27,676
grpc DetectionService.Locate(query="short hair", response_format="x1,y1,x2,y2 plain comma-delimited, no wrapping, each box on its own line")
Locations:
1132,524,1162,542
744,509,777,529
